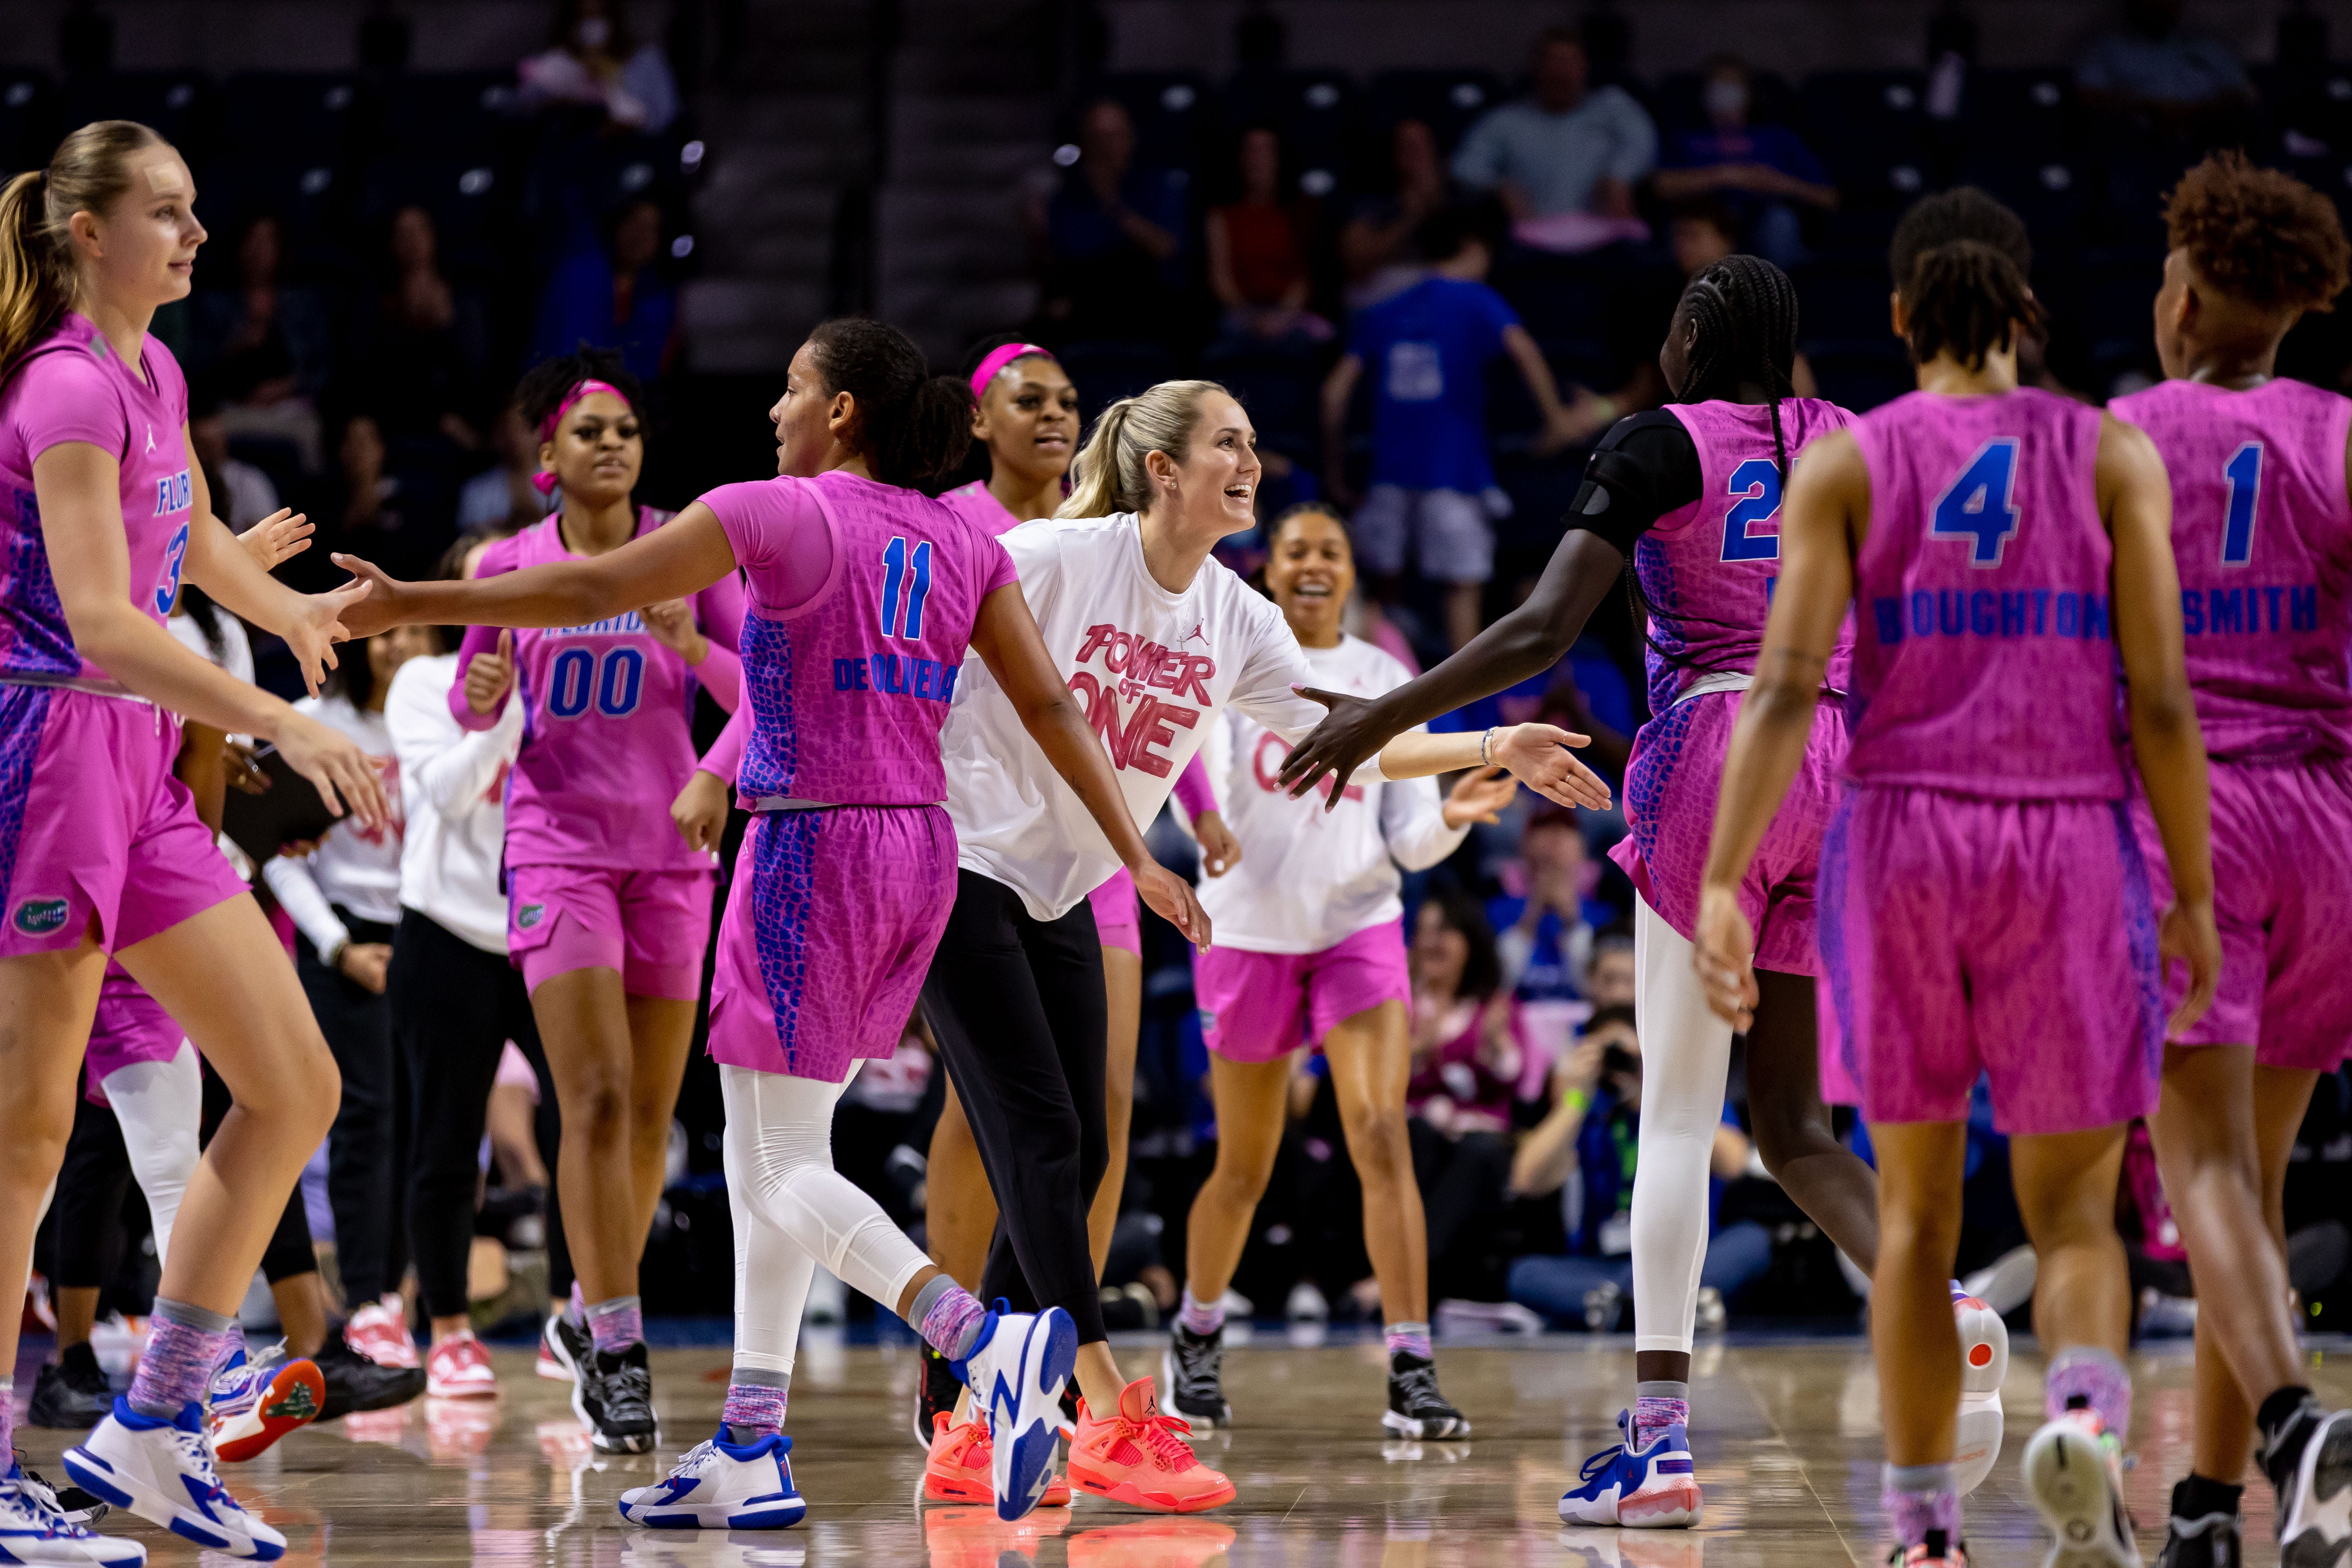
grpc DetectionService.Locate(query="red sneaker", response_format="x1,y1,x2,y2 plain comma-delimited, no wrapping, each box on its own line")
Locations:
925,1413,1070,1507
1068,1378,1236,1514
425,1331,498,1399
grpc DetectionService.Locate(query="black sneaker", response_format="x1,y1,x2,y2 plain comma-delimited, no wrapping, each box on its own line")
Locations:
912,1342,963,1451
1382,1351,1470,1439
2155,1510,2240,1568
314,1337,426,1419
1161,1321,1231,1428
28,1345,111,1428
2274,1408,2351,1568
542,1308,590,1386
11,1457,106,1526
576,1343,658,1454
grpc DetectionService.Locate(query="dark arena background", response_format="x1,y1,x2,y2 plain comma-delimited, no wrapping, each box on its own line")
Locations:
5,1,2352,1565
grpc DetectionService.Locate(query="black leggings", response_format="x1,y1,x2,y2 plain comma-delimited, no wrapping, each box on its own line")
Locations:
920,871,1110,1344
55,1093,138,1292
389,909,548,1321
296,911,405,1305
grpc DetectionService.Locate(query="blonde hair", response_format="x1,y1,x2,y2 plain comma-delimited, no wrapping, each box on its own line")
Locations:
0,120,168,379
1056,378,1227,519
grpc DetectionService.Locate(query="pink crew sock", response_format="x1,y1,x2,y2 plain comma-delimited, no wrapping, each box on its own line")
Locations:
1384,1321,1433,1362
722,1378,787,1443
1884,1463,1961,1550
584,1295,643,1356
1178,1289,1225,1337
914,1279,988,1362
2047,1346,2132,1439
129,1299,238,1419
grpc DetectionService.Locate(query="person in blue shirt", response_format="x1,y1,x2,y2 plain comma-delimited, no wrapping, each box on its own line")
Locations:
1652,55,1837,268
1320,202,1580,652
530,198,679,386
1032,97,1189,343
1487,806,1619,1002
1505,1005,1770,1330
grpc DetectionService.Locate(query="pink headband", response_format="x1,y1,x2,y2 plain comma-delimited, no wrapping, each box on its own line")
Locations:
969,343,1053,399
534,379,629,495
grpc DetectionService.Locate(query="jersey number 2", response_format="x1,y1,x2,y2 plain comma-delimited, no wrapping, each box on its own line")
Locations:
880,536,934,639
2221,441,2262,567
1930,439,2022,566
1720,458,1782,562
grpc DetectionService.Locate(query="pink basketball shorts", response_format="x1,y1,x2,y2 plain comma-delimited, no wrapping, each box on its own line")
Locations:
507,861,714,1000
0,687,245,959
1195,920,1413,1064
83,962,188,1107
1610,691,1847,977
1086,867,1142,957
2130,753,2352,1071
707,805,957,1084
1816,784,2162,1136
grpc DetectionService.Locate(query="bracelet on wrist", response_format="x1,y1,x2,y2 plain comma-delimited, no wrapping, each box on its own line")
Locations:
1481,725,1498,766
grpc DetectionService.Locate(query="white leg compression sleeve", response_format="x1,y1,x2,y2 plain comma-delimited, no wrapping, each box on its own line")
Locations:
1628,898,1737,1354
101,1043,202,1271
720,1064,932,1374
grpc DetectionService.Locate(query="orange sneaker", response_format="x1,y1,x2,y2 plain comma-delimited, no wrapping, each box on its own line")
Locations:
1067,1378,1236,1514
924,1413,1070,1508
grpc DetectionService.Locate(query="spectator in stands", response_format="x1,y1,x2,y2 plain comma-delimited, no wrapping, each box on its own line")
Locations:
2077,0,2254,144
189,385,281,533
456,401,551,533
1031,97,1188,342
1321,201,1578,652
1206,127,1330,344
191,213,331,474
1652,54,1837,267
1405,893,1527,1291
1584,933,1635,1008
1338,118,1451,310
1488,806,1605,1002
1506,1004,1770,1330
353,205,487,504
518,0,679,133
1450,25,1656,226
531,197,680,386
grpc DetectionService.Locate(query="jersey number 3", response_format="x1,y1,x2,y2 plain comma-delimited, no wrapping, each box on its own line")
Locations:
1720,458,1782,562
880,536,934,639
1931,439,2022,567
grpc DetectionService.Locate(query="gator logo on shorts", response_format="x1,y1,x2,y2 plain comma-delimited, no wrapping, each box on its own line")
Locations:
516,903,546,931
14,897,69,935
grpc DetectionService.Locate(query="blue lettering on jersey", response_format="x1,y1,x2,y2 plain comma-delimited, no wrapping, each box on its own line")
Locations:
153,469,190,517
1720,458,1783,563
832,651,958,704
2179,582,2321,636
1872,588,2108,645
153,521,189,616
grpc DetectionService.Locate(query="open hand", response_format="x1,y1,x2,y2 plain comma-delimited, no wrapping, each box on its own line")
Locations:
274,708,390,831
1277,688,1398,804
1134,863,1211,952
1490,723,1613,812
671,768,732,853
464,630,517,716
1441,764,1517,828
1692,883,1758,1029
1193,809,1242,877
238,508,315,573
282,577,374,696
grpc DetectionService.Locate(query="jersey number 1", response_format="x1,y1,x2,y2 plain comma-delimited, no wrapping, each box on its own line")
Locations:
880,536,934,639
1930,439,2022,567
2221,442,2262,567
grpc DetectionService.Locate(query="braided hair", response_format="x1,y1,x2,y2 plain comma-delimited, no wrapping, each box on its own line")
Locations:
1629,254,1803,673
1899,239,2041,370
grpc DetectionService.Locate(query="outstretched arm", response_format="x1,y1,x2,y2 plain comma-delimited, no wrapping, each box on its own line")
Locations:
1692,429,1861,1029
969,582,1211,949
334,502,738,637
2102,413,2219,1035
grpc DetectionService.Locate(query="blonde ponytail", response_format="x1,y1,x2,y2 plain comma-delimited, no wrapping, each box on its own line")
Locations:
0,120,168,380
1056,378,1227,519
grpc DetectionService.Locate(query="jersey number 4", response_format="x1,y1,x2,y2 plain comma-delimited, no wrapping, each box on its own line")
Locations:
1720,458,1782,562
1930,439,2022,566
2221,441,2262,567
879,536,934,640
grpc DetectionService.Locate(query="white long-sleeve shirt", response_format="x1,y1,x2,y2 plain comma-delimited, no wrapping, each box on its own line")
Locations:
260,694,404,960
1196,634,1467,953
386,652,521,954
941,514,1372,922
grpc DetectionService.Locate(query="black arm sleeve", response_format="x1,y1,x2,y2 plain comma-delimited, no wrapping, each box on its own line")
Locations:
1565,410,1704,556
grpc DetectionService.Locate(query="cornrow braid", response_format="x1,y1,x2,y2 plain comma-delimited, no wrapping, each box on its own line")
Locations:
1629,254,1804,675
1901,239,2042,370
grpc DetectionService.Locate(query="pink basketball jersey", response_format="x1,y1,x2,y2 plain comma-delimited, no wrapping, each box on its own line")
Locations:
706,469,1016,805
1846,388,2126,799
1638,398,1857,711
463,505,744,870
2110,377,2352,761
0,314,195,681
938,480,1024,536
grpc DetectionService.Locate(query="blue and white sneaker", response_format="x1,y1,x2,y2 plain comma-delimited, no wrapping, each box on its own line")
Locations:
1559,1409,1703,1528
951,1303,1077,1523
616,1428,806,1530
0,1465,141,1567
64,1398,286,1560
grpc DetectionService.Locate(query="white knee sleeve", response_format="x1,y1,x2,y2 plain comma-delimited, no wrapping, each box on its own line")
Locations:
720,1065,932,1344
103,1043,202,1270
723,1087,816,1376
1628,899,1736,1354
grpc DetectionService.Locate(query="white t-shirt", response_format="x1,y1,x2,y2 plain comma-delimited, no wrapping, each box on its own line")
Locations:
386,652,522,954
941,513,1354,922
1197,634,1467,953
260,692,405,958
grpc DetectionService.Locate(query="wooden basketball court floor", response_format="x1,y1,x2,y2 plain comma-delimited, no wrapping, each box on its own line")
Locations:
12,1332,2351,1567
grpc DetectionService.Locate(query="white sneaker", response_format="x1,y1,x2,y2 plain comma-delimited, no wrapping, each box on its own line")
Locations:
424,1332,497,1400
344,1300,417,1372
2022,1408,2140,1568
1953,1286,2009,1496
64,1400,288,1561
0,1471,143,1567
2275,1406,2352,1568
952,1305,1077,1522
616,1429,805,1529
